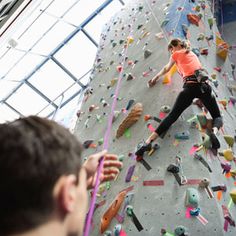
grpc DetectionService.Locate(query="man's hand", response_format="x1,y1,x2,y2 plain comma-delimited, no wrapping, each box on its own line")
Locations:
82,150,123,189
148,76,159,87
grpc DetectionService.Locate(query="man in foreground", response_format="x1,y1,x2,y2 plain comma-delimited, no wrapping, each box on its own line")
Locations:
0,116,122,236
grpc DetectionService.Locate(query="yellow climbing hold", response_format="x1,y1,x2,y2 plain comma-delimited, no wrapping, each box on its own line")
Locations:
127,36,134,44
223,135,234,148
216,34,229,61
230,189,236,204
223,149,234,161
163,64,177,84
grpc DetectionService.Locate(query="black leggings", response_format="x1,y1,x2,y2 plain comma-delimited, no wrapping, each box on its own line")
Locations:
155,83,223,136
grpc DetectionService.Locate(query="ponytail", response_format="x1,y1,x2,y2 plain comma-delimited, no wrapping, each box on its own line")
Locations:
168,38,190,53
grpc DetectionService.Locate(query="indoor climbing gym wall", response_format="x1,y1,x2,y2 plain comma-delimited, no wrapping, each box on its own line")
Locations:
74,0,236,235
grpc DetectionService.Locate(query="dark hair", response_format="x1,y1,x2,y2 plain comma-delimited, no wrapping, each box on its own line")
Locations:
0,116,83,235
168,38,190,53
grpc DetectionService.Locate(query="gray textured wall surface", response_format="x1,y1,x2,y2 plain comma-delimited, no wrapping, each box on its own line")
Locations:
74,0,236,235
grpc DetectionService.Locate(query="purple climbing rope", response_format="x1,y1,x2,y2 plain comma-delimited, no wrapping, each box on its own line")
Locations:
83,25,133,236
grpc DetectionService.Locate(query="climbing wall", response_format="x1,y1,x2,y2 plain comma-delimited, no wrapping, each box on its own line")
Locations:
74,0,236,235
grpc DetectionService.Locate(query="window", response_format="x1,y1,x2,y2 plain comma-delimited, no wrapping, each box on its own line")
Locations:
0,103,19,123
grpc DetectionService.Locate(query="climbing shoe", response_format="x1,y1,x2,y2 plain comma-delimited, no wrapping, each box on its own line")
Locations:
210,132,220,149
135,141,152,157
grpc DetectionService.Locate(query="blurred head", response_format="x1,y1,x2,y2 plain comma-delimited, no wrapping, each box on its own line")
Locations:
168,38,190,53
0,116,87,236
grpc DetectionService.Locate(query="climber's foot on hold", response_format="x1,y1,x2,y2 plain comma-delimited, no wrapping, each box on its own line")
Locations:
135,141,152,157
210,132,220,155
210,132,220,149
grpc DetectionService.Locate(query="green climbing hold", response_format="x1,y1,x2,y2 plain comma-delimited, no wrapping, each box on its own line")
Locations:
223,135,234,148
174,225,188,236
185,188,199,208
196,114,207,127
201,133,211,149
98,138,104,146
126,205,133,216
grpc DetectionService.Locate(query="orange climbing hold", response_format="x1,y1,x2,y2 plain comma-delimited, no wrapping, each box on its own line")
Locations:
187,14,201,26
100,190,127,233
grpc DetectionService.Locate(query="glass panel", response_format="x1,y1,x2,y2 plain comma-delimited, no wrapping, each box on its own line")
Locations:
84,0,124,42
0,104,19,123
0,79,21,98
0,49,25,77
44,0,78,17
32,20,74,55
6,53,45,82
79,72,91,86
15,13,58,50
54,32,97,79
36,102,56,118
29,60,76,102
54,94,81,129
63,0,105,26
6,84,51,115
54,82,82,105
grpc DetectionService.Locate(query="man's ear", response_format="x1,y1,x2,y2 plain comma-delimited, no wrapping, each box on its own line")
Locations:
53,175,77,213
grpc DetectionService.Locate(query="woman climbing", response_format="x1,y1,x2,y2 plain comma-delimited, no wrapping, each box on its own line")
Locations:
136,38,223,156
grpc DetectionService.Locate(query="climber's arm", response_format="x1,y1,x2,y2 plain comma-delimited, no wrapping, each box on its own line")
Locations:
148,58,175,87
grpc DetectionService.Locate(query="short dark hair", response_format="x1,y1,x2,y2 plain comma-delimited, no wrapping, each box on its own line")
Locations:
0,116,83,235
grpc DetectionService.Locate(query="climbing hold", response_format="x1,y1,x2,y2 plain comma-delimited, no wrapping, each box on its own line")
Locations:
107,78,118,89
83,140,94,149
219,99,228,109
182,24,189,38
137,24,143,30
89,104,98,112
144,49,152,59
127,36,134,44
192,48,200,56
155,32,164,39
112,42,117,48
222,205,236,226
126,99,135,110
230,190,236,204
126,205,143,231
185,188,199,208
220,161,231,174
167,164,179,174
223,135,234,148
190,208,200,216
161,19,169,27
208,18,214,29
197,33,205,41
174,226,188,236
211,185,227,192
199,178,214,198
160,105,171,113
223,149,234,161
187,14,200,26
100,191,127,233
230,169,236,178
113,224,122,236
163,64,177,84
116,65,123,72
200,48,208,55
194,153,212,172
214,67,222,72
116,103,143,138
201,133,211,149
112,110,121,123
196,114,207,128
119,39,124,45
103,230,112,236
127,73,135,81
229,96,236,105
216,34,229,61
174,131,190,140
148,143,160,156
125,165,135,182
98,138,104,146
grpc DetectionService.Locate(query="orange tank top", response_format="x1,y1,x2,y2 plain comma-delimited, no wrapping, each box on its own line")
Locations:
171,49,202,78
